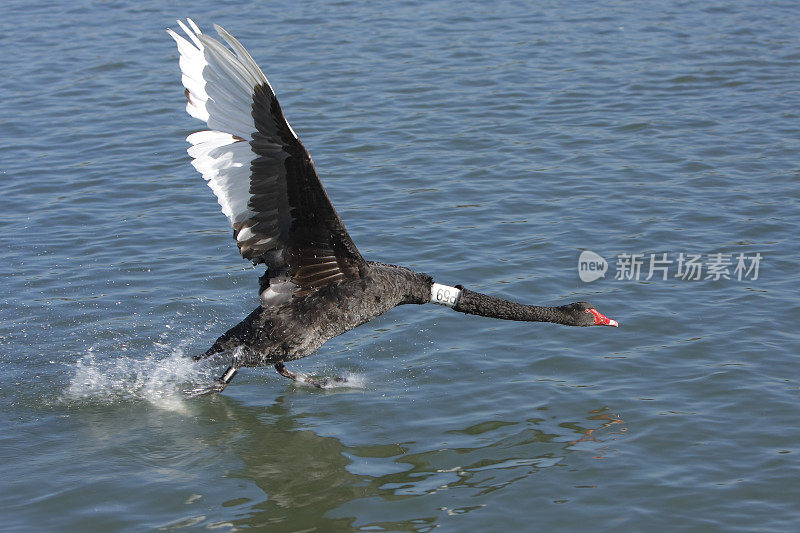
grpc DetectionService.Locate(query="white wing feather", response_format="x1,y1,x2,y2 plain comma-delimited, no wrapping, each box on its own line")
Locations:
167,19,266,226
185,131,254,224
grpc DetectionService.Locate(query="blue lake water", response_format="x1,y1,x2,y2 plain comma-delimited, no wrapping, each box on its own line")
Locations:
2,0,799,530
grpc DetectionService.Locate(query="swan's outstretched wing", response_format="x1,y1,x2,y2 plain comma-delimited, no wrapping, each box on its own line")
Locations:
168,20,366,305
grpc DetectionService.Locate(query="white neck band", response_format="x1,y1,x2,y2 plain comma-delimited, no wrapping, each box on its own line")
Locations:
430,283,461,307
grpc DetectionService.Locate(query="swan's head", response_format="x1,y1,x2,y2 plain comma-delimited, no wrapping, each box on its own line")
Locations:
587,306,619,327
564,302,619,327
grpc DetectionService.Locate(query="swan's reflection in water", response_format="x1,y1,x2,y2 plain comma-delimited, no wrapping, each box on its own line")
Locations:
174,395,627,531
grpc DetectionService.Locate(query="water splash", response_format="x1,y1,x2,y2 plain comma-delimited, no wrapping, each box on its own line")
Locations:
335,372,367,389
64,331,367,405
65,342,216,410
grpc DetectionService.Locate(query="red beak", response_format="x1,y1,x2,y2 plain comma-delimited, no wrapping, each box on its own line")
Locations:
587,308,619,327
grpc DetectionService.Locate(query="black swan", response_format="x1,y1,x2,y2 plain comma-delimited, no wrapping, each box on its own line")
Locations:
167,20,618,396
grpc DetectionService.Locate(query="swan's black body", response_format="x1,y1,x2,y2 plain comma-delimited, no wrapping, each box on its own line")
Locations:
168,20,617,395
199,262,432,367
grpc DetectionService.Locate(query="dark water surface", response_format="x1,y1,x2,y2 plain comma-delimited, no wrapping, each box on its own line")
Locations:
2,0,799,531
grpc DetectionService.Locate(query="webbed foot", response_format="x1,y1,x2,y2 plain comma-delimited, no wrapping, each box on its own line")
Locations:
275,362,347,388
306,376,348,389
184,380,227,397
184,366,238,398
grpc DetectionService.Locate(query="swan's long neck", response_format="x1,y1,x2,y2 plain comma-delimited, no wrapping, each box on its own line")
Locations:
452,288,576,324
427,283,617,327
378,266,617,327
366,261,434,305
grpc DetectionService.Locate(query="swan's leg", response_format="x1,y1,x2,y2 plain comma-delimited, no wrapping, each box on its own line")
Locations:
194,306,264,361
184,365,238,397
275,362,299,381
275,362,346,389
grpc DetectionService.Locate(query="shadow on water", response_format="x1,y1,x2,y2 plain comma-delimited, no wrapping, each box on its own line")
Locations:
160,394,367,532
154,397,628,531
